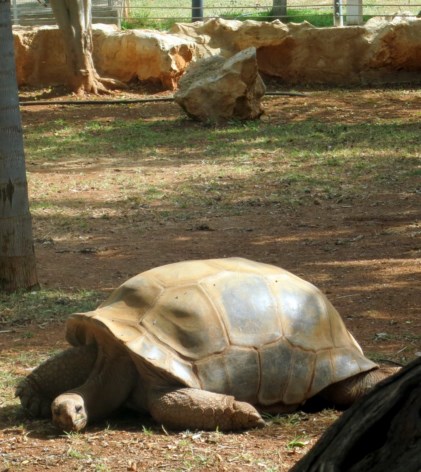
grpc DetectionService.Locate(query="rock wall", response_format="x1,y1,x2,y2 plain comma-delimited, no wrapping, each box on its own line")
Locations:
13,25,197,90
172,16,421,86
13,16,421,90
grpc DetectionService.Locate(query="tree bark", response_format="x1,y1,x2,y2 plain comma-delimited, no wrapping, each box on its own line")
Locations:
0,0,38,291
49,0,123,95
291,358,421,472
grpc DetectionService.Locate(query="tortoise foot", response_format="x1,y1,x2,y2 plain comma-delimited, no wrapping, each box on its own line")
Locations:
15,377,52,418
149,387,266,431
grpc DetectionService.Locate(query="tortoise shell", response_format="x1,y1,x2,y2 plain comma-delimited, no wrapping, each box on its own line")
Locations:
66,258,377,407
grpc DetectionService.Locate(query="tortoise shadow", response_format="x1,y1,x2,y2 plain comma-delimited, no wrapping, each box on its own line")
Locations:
0,404,56,438
1,402,342,439
0,404,168,439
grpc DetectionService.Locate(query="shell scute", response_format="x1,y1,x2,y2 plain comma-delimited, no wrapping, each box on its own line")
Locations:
272,277,336,351
194,347,260,403
258,339,293,405
144,259,222,287
283,348,316,404
127,333,200,388
202,272,282,347
99,274,164,315
142,284,228,360
331,347,376,381
309,351,334,397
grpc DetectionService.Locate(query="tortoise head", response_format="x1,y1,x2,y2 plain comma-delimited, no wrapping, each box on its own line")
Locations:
51,393,88,432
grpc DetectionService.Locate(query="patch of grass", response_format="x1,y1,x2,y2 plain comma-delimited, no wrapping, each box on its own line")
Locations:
264,411,307,426
286,9,333,26
0,289,102,328
219,9,273,22
0,370,19,390
219,8,335,27
119,0,420,30
287,435,310,450
141,425,155,436
22,104,420,241
67,447,90,460
122,15,179,30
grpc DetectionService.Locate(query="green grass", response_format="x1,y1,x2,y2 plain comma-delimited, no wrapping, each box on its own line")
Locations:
121,7,334,29
120,1,420,30
9,89,420,339
23,114,420,229
0,289,101,328
218,7,335,27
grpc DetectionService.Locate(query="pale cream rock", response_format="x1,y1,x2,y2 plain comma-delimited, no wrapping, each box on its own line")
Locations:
13,17,421,90
174,47,266,122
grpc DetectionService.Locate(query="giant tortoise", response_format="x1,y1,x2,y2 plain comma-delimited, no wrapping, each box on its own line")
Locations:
16,258,397,431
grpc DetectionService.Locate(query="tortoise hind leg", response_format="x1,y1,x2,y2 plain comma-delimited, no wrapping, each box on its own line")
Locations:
319,366,400,407
16,345,97,418
148,387,265,431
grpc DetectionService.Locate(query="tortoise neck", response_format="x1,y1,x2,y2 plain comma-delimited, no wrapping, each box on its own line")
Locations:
73,352,137,421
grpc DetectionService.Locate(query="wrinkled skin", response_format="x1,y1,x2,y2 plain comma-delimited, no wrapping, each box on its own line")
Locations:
52,393,88,431
16,344,398,432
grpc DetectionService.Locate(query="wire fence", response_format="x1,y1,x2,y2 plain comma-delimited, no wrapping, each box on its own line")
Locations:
10,0,421,29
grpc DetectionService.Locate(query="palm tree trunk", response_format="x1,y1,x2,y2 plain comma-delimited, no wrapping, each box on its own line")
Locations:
0,0,38,291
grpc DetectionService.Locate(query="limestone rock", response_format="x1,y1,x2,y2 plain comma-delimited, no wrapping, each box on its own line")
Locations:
13,26,69,87
92,25,197,90
173,17,421,86
12,17,421,90
175,47,265,122
12,24,197,90
363,15,421,83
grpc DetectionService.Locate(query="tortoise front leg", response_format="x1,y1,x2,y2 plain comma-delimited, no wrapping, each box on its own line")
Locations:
148,387,265,431
52,352,138,431
16,345,97,418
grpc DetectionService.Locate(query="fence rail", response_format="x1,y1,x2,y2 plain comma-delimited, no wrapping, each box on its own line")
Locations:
10,0,421,29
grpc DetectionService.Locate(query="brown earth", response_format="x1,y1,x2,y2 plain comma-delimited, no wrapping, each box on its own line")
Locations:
0,85,420,471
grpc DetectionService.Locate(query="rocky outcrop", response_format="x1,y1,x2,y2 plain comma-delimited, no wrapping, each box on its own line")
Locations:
172,15,421,86
13,15,421,90
364,15,421,83
13,24,197,90
92,25,197,89
175,48,265,122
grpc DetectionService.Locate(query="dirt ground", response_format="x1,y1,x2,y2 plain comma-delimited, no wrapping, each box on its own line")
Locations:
0,85,420,471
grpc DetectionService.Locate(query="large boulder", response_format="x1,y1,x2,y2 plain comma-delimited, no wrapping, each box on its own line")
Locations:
174,47,265,122
13,24,197,90
92,25,197,90
363,14,421,83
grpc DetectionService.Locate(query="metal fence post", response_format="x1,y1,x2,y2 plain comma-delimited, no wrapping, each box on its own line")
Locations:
12,0,18,25
333,0,343,26
192,0,203,22
346,0,363,25
272,0,287,21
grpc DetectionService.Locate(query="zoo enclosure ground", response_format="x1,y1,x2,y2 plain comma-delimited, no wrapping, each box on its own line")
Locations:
0,85,420,471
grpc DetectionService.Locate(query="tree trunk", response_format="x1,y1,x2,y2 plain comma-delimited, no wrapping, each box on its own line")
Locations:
49,0,123,95
291,358,421,472
0,0,38,291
